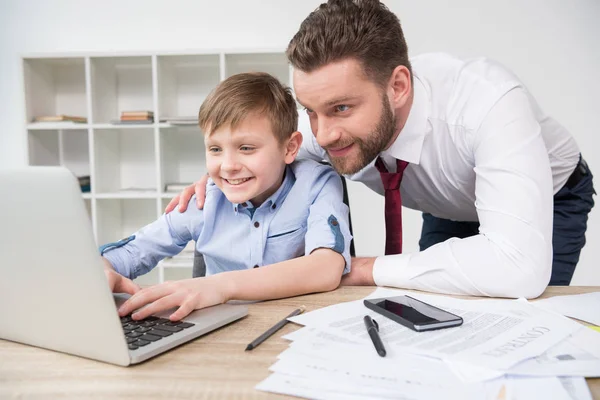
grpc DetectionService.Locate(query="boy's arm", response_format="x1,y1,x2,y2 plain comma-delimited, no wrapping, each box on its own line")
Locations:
117,163,352,320
102,198,204,280
117,248,344,321
221,248,344,299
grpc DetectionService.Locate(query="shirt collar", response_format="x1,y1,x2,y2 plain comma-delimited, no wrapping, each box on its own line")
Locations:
232,165,295,214
382,76,429,165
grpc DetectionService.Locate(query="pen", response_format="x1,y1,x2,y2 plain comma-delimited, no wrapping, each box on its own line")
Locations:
364,315,386,357
245,306,306,351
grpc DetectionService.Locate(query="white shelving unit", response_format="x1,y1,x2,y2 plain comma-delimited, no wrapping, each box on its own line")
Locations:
23,50,292,285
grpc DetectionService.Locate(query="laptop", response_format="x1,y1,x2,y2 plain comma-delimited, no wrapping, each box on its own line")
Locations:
0,167,248,366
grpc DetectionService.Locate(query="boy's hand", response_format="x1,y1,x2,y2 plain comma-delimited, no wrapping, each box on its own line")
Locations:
117,276,230,321
104,268,141,295
164,174,210,214
102,257,140,295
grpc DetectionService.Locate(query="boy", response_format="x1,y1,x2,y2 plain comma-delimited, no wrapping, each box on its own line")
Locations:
101,72,352,321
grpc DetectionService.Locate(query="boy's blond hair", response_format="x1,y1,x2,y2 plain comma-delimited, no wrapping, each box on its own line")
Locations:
198,72,298,143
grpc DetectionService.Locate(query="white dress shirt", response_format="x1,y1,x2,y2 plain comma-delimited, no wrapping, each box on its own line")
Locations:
298,53,580,298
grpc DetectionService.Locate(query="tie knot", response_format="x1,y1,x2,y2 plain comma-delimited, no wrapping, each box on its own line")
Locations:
375,157,408,191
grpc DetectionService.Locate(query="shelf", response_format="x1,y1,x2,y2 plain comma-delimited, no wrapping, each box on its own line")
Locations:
94,191,159,199
23,57,88,124
225,53,290,85
61,129,90,177
27,122,89,130
92,123,154,129
90,56,154,124
28,130,60,166
93,128,156,194
157,54,220,120
160,125,206,191
95,198,157,245
23,50,289,285
160,192,186,199
28,129,90,178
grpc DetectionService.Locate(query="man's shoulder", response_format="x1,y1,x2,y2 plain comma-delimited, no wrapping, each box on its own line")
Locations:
412,52,522,91
412,53,525,128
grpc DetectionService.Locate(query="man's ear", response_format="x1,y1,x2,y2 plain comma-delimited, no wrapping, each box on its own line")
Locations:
284,131,303,164
387,65,411,109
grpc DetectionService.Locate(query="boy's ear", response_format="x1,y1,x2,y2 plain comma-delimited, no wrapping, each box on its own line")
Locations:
284,131,303,164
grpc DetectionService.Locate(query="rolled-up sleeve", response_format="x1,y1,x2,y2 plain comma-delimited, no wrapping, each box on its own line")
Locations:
304,165,353,273
102,197,204,279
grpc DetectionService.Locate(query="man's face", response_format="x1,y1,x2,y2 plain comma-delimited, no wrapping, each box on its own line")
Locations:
294,58,397,175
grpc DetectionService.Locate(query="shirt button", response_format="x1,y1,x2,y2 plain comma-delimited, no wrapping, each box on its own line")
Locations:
271,204,276,210
331,220,338,226
253,264,259,268
254,221,260,228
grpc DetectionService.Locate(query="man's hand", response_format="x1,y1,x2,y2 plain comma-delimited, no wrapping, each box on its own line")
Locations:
117,275,230,321
340,257,376,286
164,174,210,213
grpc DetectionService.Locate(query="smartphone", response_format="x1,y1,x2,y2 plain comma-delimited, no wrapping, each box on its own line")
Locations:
364,295,463,332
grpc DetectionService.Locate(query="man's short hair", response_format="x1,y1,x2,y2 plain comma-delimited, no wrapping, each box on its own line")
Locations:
198,72,298,143
286,0,411,87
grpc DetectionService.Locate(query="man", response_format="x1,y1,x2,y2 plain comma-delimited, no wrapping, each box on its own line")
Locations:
167,0,595,298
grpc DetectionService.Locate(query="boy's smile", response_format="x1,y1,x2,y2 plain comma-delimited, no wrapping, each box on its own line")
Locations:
223,177,252,186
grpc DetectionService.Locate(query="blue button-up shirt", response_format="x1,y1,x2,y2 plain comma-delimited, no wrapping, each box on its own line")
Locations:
102,159,352,279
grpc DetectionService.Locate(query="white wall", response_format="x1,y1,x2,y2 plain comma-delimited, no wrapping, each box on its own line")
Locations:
1,0,598,284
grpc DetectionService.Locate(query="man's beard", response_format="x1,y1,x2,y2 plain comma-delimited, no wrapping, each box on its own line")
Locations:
327,96,397,175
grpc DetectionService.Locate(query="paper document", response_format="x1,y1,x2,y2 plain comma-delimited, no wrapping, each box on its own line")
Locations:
532,292,600,326
509,326,600,377
290,288,580,373
256,288,595,399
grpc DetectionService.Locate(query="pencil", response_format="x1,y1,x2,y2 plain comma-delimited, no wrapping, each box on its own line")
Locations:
245,306,306,351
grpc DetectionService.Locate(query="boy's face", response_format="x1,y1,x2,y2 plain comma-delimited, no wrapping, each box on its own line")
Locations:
205,116,297,206
294,58,400,175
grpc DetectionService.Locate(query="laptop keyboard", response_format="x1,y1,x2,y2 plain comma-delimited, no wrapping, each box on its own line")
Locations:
120,315,195,350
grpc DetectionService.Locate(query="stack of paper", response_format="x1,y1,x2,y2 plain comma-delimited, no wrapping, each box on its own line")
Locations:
256,287,600,400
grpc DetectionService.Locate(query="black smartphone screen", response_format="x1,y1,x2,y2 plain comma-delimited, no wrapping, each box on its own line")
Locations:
376,299,438,325
365,296,463,331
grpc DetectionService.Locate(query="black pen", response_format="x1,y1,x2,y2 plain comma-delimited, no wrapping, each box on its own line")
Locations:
364,315,386,357
245,306,306,351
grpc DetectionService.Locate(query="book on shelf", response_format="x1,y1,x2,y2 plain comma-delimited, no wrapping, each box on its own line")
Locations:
164,182,193,192
121,110,154,117
32,115,87,123
114,110,155,123
159,116,198,125
78,175,91,193
121,111,153,119
121,116,154,121
110,119,153,125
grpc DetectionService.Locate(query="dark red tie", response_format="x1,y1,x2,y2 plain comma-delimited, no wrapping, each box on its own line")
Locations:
375,157,409,255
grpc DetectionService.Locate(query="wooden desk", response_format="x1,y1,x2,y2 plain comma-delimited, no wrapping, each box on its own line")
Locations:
1,286,598,399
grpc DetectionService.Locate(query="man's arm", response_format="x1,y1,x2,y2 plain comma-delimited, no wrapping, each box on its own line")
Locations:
353,89,554,299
